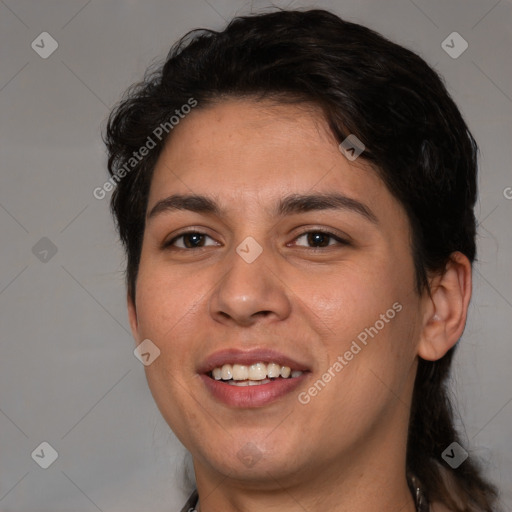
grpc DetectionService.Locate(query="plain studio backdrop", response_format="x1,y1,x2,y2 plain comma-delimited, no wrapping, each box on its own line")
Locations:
0,1,510,511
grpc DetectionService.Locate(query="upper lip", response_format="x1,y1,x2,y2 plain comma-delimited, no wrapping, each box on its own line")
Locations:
198,348,311,374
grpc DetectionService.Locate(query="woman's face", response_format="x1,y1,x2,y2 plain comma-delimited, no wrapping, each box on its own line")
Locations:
129,99,425,487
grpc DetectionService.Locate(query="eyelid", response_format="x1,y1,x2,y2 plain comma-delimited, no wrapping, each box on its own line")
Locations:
162,228,221,249
289,226,352,247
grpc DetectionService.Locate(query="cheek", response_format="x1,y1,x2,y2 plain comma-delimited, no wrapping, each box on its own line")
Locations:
303,300,418,439
133,268,204,437
296,257,417,397
133,265,206,403
294,257,408,338
134,263,199,338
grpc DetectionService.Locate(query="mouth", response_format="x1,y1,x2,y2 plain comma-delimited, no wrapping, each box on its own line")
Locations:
208,362,304,386
199,349,311,408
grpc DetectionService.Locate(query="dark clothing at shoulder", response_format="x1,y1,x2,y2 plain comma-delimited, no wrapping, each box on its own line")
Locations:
179,490,198,512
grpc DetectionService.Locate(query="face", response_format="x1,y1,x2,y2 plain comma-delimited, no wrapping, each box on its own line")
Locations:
129,99,425,487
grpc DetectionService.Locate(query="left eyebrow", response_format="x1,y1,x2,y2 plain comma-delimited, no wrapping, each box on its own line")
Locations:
147,192,378,224
276,193,378,224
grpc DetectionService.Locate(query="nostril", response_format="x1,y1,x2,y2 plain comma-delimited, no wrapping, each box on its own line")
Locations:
253,310,273,318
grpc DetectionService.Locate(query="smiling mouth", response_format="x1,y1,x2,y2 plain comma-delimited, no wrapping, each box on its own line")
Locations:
208,362,304,386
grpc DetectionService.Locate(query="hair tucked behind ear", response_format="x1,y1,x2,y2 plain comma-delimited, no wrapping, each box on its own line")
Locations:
104,8,500,509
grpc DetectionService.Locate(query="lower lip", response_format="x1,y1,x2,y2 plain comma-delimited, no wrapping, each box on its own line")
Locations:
200,374,308,408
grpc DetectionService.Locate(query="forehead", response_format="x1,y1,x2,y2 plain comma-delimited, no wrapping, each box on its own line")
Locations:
156,99,339,169
147,98,402,224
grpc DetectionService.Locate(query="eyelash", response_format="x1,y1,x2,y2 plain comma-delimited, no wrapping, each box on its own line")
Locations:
164,229,350,250
292,229,350,248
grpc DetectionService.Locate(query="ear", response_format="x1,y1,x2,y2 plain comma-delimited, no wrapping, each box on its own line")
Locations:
127,291,140,344
417,251,472,361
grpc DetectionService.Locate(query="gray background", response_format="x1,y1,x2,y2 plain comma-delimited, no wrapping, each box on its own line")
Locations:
0,0,510,510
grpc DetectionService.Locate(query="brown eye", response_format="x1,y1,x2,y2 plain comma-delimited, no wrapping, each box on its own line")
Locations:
166,232,218,249
294,231,348,248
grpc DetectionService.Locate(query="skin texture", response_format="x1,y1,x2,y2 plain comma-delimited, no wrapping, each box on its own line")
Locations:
128,99,472,512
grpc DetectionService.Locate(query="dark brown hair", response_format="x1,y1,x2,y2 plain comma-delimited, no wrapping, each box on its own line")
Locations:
104,8,499,510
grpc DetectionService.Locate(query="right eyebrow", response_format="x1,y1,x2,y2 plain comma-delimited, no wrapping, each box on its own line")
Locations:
147,194,221,220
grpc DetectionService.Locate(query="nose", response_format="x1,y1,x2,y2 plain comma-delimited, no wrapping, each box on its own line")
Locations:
208,241,292,327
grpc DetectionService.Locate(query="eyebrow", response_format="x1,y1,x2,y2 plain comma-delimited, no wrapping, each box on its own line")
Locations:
147,192,378,224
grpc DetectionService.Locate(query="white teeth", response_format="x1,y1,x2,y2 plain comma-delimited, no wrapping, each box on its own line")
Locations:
221,364,232,380
232,364,249,381
210,362,305,382
280,366,291,378
267,362,281,378
228,378,271,387
248,363,267,380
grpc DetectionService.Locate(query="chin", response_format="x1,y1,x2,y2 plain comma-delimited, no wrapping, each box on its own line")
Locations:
198,435,308,482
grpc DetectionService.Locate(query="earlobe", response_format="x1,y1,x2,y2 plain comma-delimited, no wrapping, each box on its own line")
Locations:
417,252,472,361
